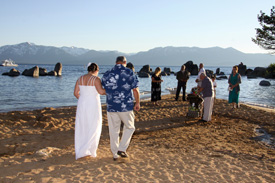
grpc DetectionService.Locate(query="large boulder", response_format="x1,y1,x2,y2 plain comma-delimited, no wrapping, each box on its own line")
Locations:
2,68,20,76
205,70,214,77
54,62,62,76
8,68,20,76
39,68,48,76
216,68,220,75
184,61,198,75
48,71,57,76
238,62,247,76
259,80,271,86
138,72,150,78
164,67,172,74
245,69,253,76
161,72,168,76
138,65,151,74
247,67,266,78
22,66,39,77
216,75,228,80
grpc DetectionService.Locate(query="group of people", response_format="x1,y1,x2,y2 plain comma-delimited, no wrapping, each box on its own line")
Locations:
150,63,241,122
74,56,140,161
74,57,241,160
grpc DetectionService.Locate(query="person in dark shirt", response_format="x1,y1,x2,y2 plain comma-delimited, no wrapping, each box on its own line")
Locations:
151,67,163,106
175,65,190,101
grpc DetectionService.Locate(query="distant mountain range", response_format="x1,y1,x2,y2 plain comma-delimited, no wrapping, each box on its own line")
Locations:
0,42,274,67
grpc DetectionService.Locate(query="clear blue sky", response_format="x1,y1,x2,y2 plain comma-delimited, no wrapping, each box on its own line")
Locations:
1,0,274,54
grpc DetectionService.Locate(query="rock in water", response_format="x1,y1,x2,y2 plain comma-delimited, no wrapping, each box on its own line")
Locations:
54,62,62,76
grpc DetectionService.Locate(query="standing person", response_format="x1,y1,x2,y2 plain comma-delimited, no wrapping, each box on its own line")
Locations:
74,63,106,160
211,75,217,98
175,65,190,101
151,67,163,105
101,56,140,161
197,73,214,122
228,66,241,109
195,63,206,88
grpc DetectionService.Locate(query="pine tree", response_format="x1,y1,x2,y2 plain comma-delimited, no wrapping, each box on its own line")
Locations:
252,6,275,53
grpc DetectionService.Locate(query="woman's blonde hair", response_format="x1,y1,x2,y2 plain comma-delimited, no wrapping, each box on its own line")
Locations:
155,67,161,75
233,66,238,72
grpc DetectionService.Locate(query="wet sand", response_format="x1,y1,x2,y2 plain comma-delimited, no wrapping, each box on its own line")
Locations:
0,95,274,182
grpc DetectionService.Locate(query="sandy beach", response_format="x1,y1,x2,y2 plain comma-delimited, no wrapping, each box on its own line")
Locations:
0,94,274,182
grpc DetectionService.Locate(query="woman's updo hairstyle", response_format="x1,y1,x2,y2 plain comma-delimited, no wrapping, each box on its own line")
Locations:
87,63,98,72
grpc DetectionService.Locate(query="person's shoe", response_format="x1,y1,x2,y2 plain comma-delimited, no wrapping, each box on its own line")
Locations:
199,119,207,122
117,151,128,158
113,157,118,161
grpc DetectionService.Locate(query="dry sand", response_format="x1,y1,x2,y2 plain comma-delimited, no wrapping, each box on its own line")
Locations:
0,95,274,182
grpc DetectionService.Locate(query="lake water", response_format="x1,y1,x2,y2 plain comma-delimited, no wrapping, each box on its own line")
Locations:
0,64,274,112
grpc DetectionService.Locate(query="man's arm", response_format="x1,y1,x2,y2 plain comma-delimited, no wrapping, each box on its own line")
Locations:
133,87,140,111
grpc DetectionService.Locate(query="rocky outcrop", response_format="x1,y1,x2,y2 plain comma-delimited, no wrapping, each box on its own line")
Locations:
247,67,266,78
164,67,172,75
259,80,271,86
184,61,198,75
216,75,228,80
39,68,48,76
138,72,150,78
54,62,62,76
138,65,151,74
22,66,39,77
216,68,220,75
138,65,151,78
48,71,57,76
2,68,20,76
238,62,246,76
205,70,214,77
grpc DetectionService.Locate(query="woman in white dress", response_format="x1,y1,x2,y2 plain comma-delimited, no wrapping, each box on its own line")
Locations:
74,63,105,160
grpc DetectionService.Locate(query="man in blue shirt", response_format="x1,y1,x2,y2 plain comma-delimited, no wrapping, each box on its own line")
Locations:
101,56,140,160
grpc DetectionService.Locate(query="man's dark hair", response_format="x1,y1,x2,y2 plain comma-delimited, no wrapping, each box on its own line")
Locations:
116,56,126,63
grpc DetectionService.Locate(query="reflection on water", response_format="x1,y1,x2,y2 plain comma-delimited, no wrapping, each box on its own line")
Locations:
0,64,274,112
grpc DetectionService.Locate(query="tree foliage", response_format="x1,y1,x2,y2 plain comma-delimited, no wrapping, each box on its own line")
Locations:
265,63,275,78
252,6,275,53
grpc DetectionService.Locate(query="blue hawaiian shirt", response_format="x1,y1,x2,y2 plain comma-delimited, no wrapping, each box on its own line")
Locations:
101,64,139,112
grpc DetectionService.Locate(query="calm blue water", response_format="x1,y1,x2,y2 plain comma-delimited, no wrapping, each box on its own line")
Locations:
0,64,274,112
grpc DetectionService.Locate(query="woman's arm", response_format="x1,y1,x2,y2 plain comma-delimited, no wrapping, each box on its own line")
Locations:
74,80,80,99
95,77,106,95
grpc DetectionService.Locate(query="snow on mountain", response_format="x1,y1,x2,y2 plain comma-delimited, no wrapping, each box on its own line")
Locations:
61,46,89,56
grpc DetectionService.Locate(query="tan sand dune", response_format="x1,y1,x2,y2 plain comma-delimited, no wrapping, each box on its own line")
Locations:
0,95,274,182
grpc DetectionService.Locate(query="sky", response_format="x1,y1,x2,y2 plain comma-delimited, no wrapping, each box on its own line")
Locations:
1,0,274,54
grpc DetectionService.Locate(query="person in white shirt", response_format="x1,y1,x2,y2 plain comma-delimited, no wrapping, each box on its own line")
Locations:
211,75,217,98
195,63,206,88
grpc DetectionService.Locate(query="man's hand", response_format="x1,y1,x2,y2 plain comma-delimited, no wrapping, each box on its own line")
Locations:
134,103,140,111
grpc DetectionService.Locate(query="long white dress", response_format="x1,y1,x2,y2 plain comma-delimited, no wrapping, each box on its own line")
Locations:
75,76,102,160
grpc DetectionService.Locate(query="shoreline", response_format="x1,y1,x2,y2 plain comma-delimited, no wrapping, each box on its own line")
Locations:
0,94,274,182
1,94,274,114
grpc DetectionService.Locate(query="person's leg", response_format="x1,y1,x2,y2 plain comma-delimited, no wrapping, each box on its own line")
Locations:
118,111,135,152
175,82,181,100
203,97,212,121
182,82,187,101
107,112,122,158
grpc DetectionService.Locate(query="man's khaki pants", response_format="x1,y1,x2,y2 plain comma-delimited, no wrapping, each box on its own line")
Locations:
107,111,135,158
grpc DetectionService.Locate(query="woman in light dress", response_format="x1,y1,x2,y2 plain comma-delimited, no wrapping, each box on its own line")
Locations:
74,63,105,160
